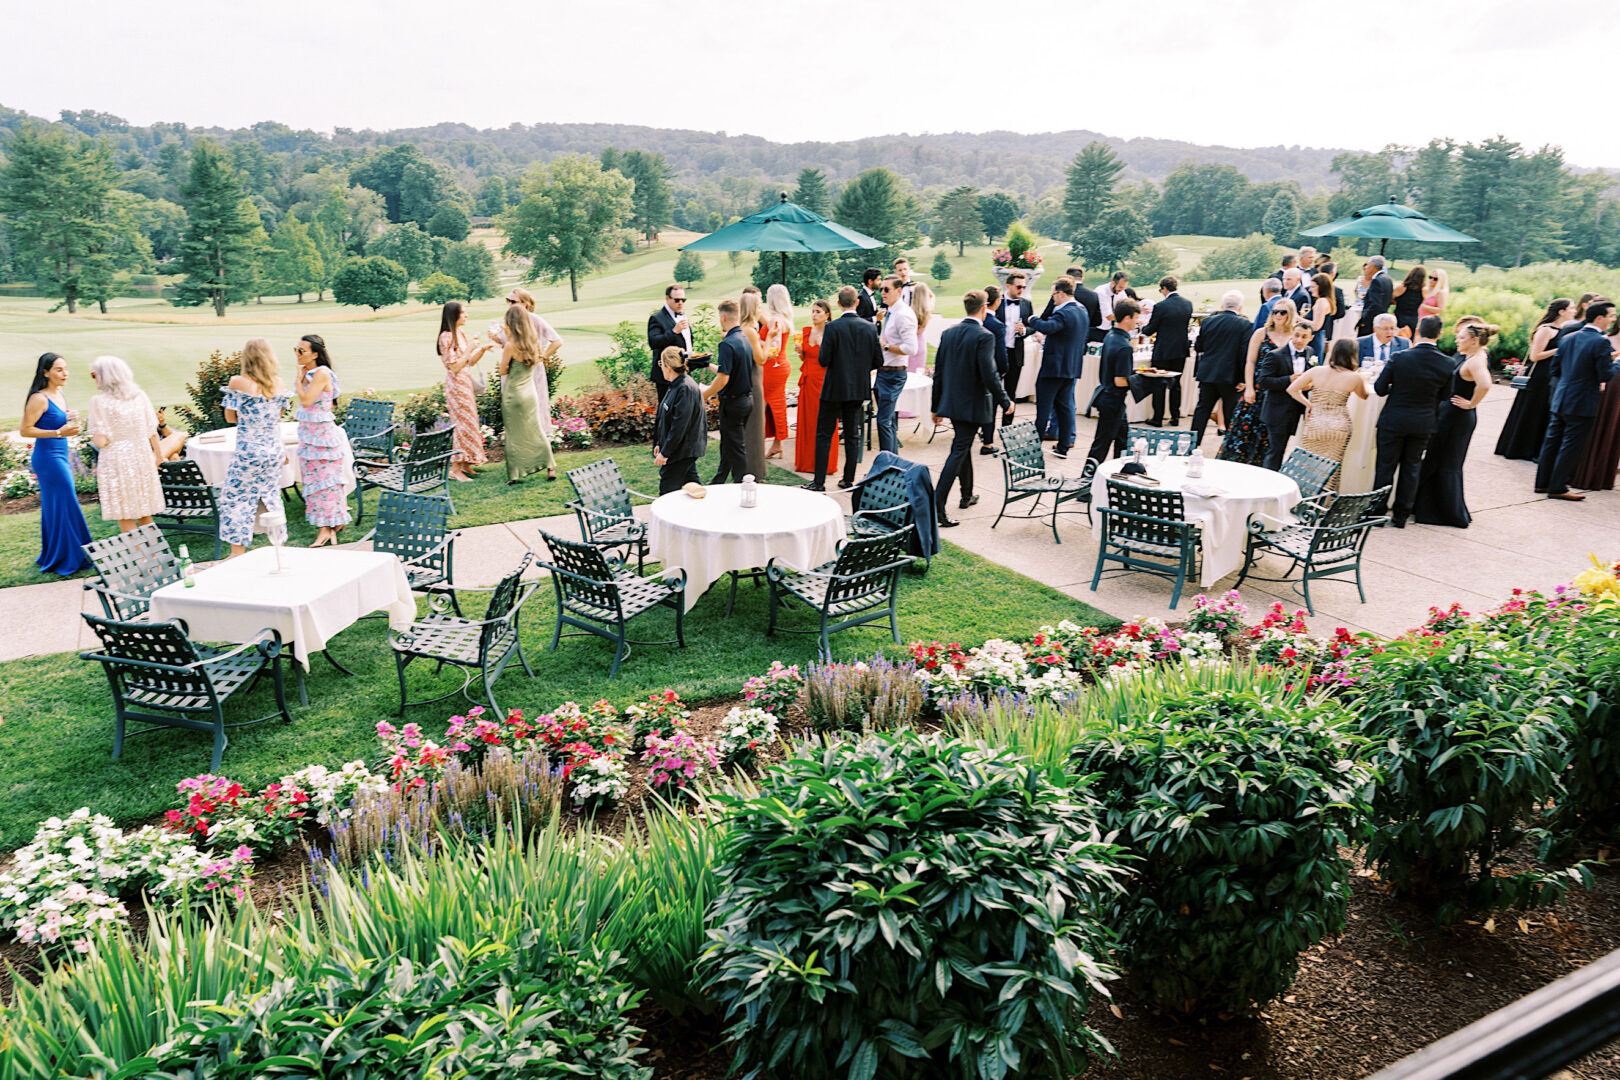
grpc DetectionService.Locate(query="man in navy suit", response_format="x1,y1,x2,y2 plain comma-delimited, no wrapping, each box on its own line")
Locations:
1356,256,1394,336
932,290,1012,525
1535,300,1619,500
1190,290,1250,447
1372,316,1454,526
1357,314,1410,367
1025,276,1088,459
1256,323,1317,471
1141,274,1193,426
1253,278,1283,330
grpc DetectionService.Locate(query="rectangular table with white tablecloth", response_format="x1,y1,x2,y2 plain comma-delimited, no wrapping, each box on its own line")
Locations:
187,421,355,493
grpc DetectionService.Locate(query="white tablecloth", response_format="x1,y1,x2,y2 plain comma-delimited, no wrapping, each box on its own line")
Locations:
647,484,846,611
149,547,415,668
187,421,356,493
1089,457,1300,587
1021,340,1160,422
1341,376,1387,495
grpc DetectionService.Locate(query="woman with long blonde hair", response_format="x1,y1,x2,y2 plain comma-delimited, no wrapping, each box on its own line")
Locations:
87,355,164,533
1218,299,1297,465
219,338,291,557
907,282,934,373
761,283,794,458
1419,268,1449,322
739,286,769,477
498,304,556,483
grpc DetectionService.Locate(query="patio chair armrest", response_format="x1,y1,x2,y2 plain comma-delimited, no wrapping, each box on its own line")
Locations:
1246,511,1294,537
83,581,164,606
625,486,659,503
853,504,909,521
568,503,647,536
191,627,284,668
420,581,543,630
396,533,457,568
766,557,832,585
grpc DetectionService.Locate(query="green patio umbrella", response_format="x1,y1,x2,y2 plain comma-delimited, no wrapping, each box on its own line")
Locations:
1300,197,1479,254
682,192,884,284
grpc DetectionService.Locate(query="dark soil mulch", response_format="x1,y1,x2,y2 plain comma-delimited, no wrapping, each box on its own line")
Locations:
0,489,98,516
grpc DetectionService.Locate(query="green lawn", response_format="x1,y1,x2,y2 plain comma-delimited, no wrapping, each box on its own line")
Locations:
0,443,799,591
0,545,1114,848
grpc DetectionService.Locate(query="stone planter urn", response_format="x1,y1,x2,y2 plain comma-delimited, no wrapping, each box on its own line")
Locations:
993,266,1043,289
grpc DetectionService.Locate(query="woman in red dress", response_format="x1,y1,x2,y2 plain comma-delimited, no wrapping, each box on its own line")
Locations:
762,283,794,458
793,299,835,475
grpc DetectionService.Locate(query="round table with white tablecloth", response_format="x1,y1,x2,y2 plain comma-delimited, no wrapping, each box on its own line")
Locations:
895,371,935,429
1088,456,1301,586
646,484,847,612
186,421,355,493
1339,370,1387,494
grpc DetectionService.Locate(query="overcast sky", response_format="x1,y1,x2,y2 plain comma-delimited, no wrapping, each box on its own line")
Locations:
5,0,1611,169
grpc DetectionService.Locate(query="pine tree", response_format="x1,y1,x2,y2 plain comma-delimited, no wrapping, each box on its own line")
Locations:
673,249,705,284
936,185,983,255
1261,189,1301,247
794,168,831,216
0,125,135,314
832,167,912,280
1062,142,1124,256
930,250,953,281
623,150,674,242
977,192,1021,241
1079,206,1150,274
174,139,262,317
266,217,323,302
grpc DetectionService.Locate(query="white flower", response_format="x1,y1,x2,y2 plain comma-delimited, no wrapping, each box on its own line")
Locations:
716,707,779,765
569,754,629,806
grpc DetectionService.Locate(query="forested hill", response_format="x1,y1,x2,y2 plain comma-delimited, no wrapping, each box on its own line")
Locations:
0,106,1347,196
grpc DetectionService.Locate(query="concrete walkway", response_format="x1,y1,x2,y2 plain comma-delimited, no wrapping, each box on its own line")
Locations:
6,386,1615,663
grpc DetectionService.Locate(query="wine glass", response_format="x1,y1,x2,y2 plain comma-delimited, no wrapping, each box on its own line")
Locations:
264,508,289,574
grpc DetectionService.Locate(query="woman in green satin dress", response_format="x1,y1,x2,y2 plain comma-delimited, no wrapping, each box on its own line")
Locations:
497,304,556,483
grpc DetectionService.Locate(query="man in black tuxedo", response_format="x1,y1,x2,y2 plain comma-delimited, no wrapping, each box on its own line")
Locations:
1356,256,1394,336
1073,268,1105,344
932,290,1012,526
992,270,1035,442
1271,253,1297,284
1257,323,1317,471
1536,300,1620,500
856,268,881,322
1282,267,1312,321
979,284,1011,454
1189,290,1249,447
1142,275,1193,426
702,300,754,485
807,286,883,491
647,285,709,403
1372,315,1454,526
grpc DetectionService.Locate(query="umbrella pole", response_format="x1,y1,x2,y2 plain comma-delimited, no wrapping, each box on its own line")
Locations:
781,251,787,286
1380,237,1388,257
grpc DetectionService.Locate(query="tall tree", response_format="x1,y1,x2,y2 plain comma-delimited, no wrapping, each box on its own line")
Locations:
173,139,261,317
501,154,633,301
1062,142,1125,255
976,192,1021,240
265,217,323,302
1079,206,1150,274
832,167,913,279
936,185,983,255
477,176,509,217
1150,162,1250,236
331,255,408,310
793,167,831,216
427,202,471,241
439,240,499,299
369,223,436,282
621,150,674,242
1261,189,1301,247
0,124,134,313
351,144,463,226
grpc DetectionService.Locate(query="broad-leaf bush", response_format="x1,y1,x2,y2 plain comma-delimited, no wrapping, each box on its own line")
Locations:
1344,624,1577,921
1070,670,1374,1014
701,731,1124,1080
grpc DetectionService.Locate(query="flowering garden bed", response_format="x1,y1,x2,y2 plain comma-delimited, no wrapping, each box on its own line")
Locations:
3,559,1619,1078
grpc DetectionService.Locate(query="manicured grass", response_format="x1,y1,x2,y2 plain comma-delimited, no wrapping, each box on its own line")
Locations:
0,546,1114,848
0,444,802,590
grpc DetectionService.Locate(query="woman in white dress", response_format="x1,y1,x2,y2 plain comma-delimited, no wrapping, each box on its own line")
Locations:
86,355,164,532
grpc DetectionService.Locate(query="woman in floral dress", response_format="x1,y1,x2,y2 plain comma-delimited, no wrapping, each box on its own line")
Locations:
219,339,290,557
436,301,492,482
294,334,351,545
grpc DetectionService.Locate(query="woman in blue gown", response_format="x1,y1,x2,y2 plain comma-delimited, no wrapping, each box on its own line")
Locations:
20,353,92,576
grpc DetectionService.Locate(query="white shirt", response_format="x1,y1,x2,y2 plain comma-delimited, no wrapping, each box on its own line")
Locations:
880,302,918,368
1097,283,1118,325
1000,301,1017,348
663,304,693,353
1290,347,1308,375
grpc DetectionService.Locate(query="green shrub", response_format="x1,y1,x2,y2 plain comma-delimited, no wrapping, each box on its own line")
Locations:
174,348,243,433
1438,287,1538,360
1549,603,1620,845
419,270,470,304
1123,240,1177,287
1071,671,1375,1014
702,731,1125,1080
929,250,952,281
802,656,929,733
147,940,651,1079
1005,221,1037,264
1190,234,1284,282
555,384,658,444
478,376,504,436
1453,261,1620,309
597,320,653,388
1346,626,1580,922
332,255,409,310
400,383,448,432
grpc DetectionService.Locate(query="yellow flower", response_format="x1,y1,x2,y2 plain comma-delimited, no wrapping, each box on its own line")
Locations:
1571,553,1620,605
